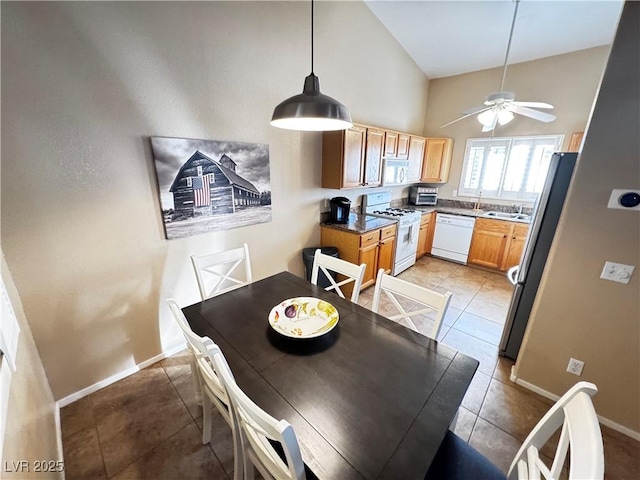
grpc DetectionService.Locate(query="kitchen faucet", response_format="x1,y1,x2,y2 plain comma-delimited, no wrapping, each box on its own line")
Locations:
513,204,525,214
473,191,483,211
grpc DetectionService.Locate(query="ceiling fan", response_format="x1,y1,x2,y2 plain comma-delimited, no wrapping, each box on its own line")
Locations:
442,0,557,132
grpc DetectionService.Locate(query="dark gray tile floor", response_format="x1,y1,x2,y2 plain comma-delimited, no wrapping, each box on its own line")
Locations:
61,256,640,479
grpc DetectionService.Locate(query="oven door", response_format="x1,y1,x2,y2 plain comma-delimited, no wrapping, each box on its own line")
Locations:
416,192,438,205
393,221,420,275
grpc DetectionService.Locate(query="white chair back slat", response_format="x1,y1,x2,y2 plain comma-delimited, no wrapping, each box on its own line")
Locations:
311,249,366,303
167,299,242,480
507,382,604,480
191,243,253,300
371,269,452,340
210,350,306,480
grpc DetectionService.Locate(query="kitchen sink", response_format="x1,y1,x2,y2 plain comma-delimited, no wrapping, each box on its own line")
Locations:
482,211,531,222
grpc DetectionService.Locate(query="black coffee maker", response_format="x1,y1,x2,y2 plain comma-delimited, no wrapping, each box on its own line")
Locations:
329,197,351,224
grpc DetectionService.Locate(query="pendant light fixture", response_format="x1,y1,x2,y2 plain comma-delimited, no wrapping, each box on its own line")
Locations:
270,0,352,131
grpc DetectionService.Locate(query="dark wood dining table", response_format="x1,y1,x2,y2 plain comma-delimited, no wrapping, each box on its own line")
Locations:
182,271,478,480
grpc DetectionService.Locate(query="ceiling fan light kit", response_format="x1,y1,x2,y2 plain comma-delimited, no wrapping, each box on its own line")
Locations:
271,0,352,132
442,0,556,132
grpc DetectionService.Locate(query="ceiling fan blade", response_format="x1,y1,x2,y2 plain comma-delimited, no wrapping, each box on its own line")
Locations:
441,107,492,129
512,101,554,109
508,104,557,123
462,104,491,115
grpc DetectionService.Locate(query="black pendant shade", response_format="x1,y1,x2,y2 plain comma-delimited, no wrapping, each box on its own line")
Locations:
270,0,352,131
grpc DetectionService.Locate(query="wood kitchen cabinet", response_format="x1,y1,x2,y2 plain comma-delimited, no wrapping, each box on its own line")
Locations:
407,136,426,183
416,211,436,259
320,224,397,295
322,124,383,189
468,218,529,271
384,131,410,159
503,223,529,269
567,131,584,152
421,138,453,183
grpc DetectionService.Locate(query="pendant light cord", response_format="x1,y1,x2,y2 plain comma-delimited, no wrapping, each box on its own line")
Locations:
310,0,314,74
498,0,520,92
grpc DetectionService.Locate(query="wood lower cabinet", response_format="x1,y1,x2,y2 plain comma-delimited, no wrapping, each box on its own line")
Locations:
468,218,529,271
417,211,436,259
503,223,529,270
421,138,453,183
320,224,397,295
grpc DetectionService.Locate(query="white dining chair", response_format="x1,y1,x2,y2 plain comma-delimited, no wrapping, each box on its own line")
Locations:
371,269,452,340
310,248,366,303
425,381,604,480
191,243,253,300
210,349,307,480
166,300,236,448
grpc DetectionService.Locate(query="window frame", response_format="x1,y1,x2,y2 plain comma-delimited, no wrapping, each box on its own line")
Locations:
458,134,565,201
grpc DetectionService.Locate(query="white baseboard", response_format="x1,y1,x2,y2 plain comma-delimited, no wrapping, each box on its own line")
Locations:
56,343,186,409
510,366,640,442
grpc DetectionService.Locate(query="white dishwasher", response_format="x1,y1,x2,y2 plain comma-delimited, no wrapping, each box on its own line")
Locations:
431,213,476,264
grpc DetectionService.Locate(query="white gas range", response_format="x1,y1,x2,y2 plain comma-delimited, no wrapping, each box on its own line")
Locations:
362,191,422,276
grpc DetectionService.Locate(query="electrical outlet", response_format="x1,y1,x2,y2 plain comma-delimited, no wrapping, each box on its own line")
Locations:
567,358,584,376
452,190,457,197
323,198,329,209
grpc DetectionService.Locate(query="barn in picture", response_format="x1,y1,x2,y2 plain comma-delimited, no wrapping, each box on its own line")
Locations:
151,136,272,239
170,151,261,218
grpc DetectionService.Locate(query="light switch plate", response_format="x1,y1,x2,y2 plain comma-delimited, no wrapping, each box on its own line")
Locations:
600,261,635,284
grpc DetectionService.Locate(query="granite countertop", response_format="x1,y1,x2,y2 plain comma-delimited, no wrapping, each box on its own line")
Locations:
412,206,531,223
321,212,397,234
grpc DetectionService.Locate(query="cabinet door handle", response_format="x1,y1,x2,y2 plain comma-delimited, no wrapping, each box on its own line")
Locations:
503,235,507,238
513,236,516,240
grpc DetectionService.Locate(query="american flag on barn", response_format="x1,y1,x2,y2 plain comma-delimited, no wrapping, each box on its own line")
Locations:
169,150,261,218
192,174,211,207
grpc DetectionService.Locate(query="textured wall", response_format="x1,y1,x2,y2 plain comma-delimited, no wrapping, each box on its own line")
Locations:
1,1,427,399
515,2,639,432
424,46,610,206
1,252,62,477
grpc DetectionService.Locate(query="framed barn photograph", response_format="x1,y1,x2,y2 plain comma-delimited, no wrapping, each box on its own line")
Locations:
151,136,272,239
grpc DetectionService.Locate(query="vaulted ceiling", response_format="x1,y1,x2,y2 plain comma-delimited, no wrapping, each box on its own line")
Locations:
364,0,624,78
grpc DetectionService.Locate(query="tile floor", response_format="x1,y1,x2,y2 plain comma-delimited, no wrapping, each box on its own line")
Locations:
61,256,640,479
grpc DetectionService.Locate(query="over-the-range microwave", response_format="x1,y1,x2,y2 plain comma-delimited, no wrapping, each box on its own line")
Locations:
409,186,438,205
382,158,409,186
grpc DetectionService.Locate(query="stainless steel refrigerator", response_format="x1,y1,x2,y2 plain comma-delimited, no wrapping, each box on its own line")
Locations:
499,152,578,359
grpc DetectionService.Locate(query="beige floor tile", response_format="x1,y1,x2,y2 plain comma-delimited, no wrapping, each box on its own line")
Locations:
453,311,505,346
195,408,236,476
465,297,510,325
433,285,475,310
63,426,107,480
109,422,227,480
172,369,203,420
450,406,477,443
601,425,640,480
159,349,193,381
474,282,514,308
461,370,491,414
90,365,193,476
469,417,521,474
61,396,95,440
441,328,499,376
492,357,515,383
479,379,553,443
